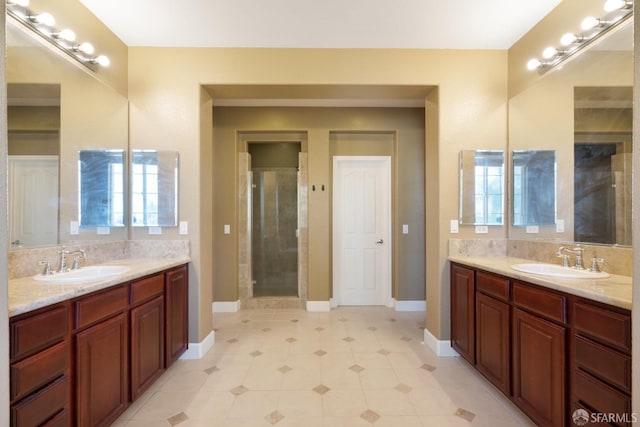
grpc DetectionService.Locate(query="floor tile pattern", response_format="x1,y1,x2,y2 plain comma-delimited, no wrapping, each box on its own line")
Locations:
113,307,535,426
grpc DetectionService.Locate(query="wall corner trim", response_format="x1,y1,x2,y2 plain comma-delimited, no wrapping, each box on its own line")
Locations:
180,330,215,360
213,300,241,313
307,301,331,312
423,328,459,357
393,299,426,312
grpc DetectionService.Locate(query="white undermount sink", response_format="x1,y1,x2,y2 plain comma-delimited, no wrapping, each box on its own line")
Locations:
511,263,610,279
33,265,131,284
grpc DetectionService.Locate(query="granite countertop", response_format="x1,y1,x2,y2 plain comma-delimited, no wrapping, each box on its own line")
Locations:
9,257,191,317
449,255,632,310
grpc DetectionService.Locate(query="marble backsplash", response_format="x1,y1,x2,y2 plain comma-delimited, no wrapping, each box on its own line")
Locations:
8,240,190,280
449,238,632,277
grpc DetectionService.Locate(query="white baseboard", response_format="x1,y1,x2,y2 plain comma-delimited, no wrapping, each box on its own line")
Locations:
307,300,331,312
180,330,216,360
393,299,426,312
423,328,459,357
212,300,240,313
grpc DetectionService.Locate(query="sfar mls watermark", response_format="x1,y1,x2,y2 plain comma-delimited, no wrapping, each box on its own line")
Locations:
572,409,638,426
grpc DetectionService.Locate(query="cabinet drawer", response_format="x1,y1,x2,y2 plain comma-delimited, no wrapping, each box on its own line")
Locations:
476,271,509,301
513,282,566,324
131,274,164,306
11,375,70,427
75,285,128,329
574,370,630,425
11,304,70,361
43,409,70,427
573,301,631,353
11,340,70,402
574,335,631,393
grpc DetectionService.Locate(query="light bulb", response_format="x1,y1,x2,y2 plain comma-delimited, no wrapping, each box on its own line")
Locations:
542,47,557,59
78,42,94,55
604,0,626,11
32,12,55,27
8,0,29,7
581,16,600,31
55,29,76,42
95,55,110,67
527,58,541,71
560,33,578,46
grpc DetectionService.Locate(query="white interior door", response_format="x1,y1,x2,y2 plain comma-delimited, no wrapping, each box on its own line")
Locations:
9,155,59,247
333,156,391,306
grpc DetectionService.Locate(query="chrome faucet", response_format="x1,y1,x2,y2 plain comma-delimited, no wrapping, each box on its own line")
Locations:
557,246,585,269
58,246,86,273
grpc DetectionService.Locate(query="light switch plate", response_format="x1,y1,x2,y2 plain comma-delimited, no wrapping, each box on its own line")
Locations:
149,226,162,235
475,225,488,234
450,220,459,234
97,227,110,235
556,219,565,233
70,221,79,235
224,224,231,235
179,221,188,235
402,224,409,234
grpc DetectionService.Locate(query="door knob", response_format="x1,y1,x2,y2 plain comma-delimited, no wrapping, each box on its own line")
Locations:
376,239,384,244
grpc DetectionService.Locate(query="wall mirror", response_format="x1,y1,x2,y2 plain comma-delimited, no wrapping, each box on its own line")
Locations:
131,150,179,227
459,150,504,225
512,150,556,226
78,150,126,227
7,16,129,247
508,18,632,245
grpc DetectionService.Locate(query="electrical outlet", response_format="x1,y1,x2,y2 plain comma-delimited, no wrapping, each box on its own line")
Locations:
556,219,565,233
475,225,488,234
70,221,79,235
450,220,459,234
402,224,409,234
224,224,231,235
97,227,110,235
179,221,188,235
526,225,539,234
149,226,162,235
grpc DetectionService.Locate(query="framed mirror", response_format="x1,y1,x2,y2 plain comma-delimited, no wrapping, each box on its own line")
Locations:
512,150,556,227
131,150,179,227
7,16,129,247
508,19,632,244
459,150,504,225
79,150,126,227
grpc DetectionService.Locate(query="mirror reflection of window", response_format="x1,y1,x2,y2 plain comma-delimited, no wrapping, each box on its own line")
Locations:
459,150,504,225
131,150,179,227
512,150,556,226
78,150,126,227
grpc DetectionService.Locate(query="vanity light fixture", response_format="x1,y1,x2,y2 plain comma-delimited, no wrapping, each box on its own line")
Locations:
6,2,110,71
526,0,633,73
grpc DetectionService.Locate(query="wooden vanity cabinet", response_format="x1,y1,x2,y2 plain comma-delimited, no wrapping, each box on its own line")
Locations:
130,274,165,401
75,285,129,427
475,271,510,395
450,263,475,364
9,302,72,427
570,299,632,426
512,282,567,427
165,264,189,367
10,263,190,427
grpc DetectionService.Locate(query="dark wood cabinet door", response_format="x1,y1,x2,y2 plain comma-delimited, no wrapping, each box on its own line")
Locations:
165,265,189,367
513,307,566,427
450,263,475,364
76,313,128,427
476,293,510,395
131,295,165,401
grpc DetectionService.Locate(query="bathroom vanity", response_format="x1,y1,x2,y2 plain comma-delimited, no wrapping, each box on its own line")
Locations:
8,259,189,427
450,257,632,427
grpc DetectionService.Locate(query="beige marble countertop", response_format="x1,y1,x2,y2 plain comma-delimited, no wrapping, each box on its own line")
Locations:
9,257,191,317
449,255,632,310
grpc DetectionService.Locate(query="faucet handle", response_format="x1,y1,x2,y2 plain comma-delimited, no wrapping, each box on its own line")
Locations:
556,251,570,267
39,260,53,275
589,257,605,273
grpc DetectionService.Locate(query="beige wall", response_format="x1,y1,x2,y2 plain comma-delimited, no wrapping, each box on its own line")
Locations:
128,47,508,341
1,1,9,424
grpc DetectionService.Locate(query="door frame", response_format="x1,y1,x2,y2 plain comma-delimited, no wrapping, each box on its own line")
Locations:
332,155,392,307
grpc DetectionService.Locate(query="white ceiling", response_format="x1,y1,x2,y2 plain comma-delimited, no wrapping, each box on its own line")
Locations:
79,0,562,49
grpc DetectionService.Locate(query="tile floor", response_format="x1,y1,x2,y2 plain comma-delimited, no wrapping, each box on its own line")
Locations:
113,307,535,426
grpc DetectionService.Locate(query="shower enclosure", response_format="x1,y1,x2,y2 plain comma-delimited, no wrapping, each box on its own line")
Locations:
249,143,300,297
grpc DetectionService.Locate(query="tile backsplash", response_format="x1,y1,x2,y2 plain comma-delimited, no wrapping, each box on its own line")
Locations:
8,240,190,280
449,238,632,277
